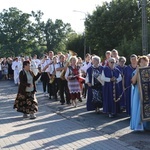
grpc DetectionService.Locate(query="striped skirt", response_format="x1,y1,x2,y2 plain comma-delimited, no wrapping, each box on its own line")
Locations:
68,79,81,100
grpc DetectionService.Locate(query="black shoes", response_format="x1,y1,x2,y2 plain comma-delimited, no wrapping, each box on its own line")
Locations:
67,101,71,105
78,98,82,102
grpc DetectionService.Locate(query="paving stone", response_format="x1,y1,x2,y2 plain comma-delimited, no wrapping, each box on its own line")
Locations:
0,80,140,150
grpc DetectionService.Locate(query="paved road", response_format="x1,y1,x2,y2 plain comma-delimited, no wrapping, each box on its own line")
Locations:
0,80,149,150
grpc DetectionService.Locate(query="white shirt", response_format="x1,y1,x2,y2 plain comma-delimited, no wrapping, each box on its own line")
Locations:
101,70,122,83
55,62,64,78
80,61,92,73
42,58,53,72
48,63,55,74
12,61,22,72
32,58,41,68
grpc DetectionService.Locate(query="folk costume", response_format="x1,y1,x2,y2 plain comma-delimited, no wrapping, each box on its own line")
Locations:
101,66,122,117
123,65,136,115
116,65,127,109
86,65,103,111
14,69,41,116
65,65,81,101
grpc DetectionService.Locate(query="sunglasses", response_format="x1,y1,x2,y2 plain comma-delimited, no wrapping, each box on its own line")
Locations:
110,62,115,64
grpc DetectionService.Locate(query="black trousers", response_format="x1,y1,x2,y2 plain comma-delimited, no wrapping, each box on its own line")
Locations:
83,83,88,98
42,72,49,93
57,78,70,104
48,77,58,99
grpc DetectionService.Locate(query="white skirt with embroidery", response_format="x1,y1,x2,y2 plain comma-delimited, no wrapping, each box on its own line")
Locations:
67,78,81,93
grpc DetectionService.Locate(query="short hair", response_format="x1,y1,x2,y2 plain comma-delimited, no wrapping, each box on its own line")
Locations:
49,51,54,55
53,55,57,59
119,56,126,62
15,57,18,60
57,52,62,55
108,57,116,63
23,60,30,68
138,56,149,65
92,55,101,63
59,54,65,59
130,54,137,58
105,51,111,55
69,56,78,62
85,53,91,58
78,57,82,60
112,49,118,53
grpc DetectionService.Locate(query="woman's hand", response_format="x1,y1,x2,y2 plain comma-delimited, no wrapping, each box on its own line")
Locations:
29,84,34,87
67,75,76,80
136,65,139,73
67,76,72,80
110,77,117,82
87,82,92,87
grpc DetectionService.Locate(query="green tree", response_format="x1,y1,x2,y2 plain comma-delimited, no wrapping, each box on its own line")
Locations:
0,7,33,56
85,0,143,57
0,8,73,57
30,10,72,54
66,33,85,58
44,19,72,52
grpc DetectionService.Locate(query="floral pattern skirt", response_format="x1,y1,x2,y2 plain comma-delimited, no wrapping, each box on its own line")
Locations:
13,92,38,114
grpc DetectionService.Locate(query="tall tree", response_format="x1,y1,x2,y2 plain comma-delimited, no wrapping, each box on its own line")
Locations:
85,0,143,57
44,19,72,52
66,33,85,58
0,8,73,57
30,11,72,53
0,7,33,56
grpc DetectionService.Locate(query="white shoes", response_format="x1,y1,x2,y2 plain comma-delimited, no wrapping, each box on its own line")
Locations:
23,113,28,118
23,113,36,119
72,101,77,108
30,114,36,119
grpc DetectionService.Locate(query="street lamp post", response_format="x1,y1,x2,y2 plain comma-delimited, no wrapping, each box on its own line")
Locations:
73,10,87,58
83,31,86,58
141,0,148,55
138,0,149,55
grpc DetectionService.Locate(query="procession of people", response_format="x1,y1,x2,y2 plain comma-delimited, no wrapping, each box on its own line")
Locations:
0,49,150,131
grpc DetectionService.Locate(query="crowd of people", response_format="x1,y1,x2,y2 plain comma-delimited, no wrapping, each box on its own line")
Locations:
1,49,150,131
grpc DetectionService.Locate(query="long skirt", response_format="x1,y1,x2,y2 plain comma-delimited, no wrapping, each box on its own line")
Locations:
13,92,38,114
130,85,144,131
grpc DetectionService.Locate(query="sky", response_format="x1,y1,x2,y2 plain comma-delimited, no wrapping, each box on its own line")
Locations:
0,0,112,33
